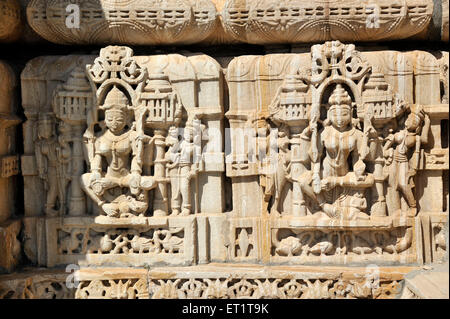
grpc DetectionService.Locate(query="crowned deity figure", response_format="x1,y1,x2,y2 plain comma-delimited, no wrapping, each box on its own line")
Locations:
383,105,430,216
81,86,156,218
298,84,374,220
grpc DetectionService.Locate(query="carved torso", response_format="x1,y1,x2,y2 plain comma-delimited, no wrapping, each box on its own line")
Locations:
96,130,134,177
321,126,361,177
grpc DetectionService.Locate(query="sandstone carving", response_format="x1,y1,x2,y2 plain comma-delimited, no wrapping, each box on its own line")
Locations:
26,0,219,45
0,60,21,273
0,27,446,298
25,0,449,45
0,0,21,42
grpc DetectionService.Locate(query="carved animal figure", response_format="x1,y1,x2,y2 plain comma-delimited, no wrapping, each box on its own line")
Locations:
160,230,184,253
87,233,113,254
275,236,303,256
309,233,335,256
383,228,413,254
130,234,157,253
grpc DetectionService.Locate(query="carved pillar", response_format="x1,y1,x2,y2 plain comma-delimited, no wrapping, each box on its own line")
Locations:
69,124,86,216
153,129,168,216
289,128,306,217
371,134,387,217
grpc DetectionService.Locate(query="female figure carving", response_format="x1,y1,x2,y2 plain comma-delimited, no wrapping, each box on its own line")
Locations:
81,86,156,217
299,84,374,220
383,105,430,216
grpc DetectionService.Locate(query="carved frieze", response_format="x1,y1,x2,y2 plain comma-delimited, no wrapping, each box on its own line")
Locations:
0,266,414,298
25,0,449,45
27,0,218,45
18,43,448,277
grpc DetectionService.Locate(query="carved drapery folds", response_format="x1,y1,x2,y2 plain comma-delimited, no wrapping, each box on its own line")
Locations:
25,0,449,45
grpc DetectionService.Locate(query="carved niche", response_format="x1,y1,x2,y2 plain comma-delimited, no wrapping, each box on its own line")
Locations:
20,46,225,267
225,40,446,265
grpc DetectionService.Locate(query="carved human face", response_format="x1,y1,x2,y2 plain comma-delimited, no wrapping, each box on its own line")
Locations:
38,121,53,139
105,109,127,134
329,105,352,130
183,127,193,142
405,113,421,132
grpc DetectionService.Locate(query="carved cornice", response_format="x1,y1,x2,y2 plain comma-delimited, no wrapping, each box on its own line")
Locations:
26,0,218,45
25,0,448,45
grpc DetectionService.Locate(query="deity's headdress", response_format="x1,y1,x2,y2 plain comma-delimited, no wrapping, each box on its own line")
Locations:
328,84,352,112
101,86,130,113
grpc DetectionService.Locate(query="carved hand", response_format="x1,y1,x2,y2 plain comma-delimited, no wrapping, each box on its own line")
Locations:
321,178,333,191
312,173,321,194
130,172,141,195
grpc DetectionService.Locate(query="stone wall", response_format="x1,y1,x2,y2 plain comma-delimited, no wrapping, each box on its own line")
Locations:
0,0,448,299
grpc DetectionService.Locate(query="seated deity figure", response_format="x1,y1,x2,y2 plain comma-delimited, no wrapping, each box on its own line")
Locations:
81,86,156,218
383,105,430,216
165,124,197,216
298,84,374,220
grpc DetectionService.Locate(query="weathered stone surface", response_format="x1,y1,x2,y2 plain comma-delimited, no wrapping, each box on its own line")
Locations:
400,262,449,298
2,35,446,299
0,219,21,273
0,0,21,42
0,268,74,298
0,264,417,298
25,0,449,46
0,61,21,274
0,61,20,224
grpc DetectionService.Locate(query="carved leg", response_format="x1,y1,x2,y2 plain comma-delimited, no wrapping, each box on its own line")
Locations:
170,174,181,215
180,167,191,216
46,173,59,216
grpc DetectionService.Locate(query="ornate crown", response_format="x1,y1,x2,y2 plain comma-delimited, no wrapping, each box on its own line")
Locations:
101,86,130,112
328,84,352,111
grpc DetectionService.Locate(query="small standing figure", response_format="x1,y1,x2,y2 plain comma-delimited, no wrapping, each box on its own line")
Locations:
265,124,291,215
166,124,197,216
383,105,430,216
56,121,72,213
35,113,62,216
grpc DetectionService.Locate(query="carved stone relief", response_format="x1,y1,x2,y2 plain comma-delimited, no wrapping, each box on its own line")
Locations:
0,60,21,273
0,0,21,42
25,0,449,45
225,41,448,265
20,46,224,267
0,34,446,298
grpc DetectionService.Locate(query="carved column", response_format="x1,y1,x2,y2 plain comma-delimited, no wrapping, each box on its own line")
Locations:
153,129,168,216
289,128,306,217
69,124,86,216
